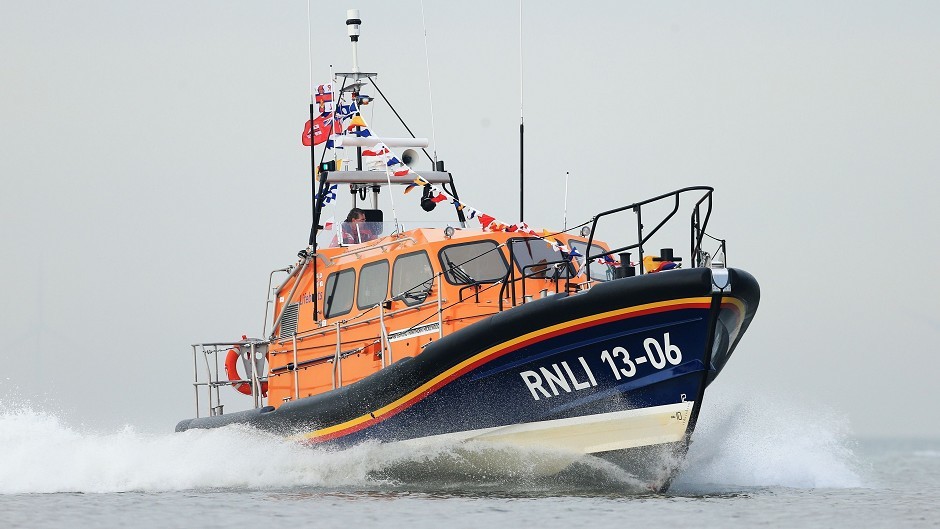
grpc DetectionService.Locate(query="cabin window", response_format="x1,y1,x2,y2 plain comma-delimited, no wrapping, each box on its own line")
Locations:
568,241,616,282
391,251,434,306
323,268,356,318
357,260,389,309
509,238,573,280
439,240,508,285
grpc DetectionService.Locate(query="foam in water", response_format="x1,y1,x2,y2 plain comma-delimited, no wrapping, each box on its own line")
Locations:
0,388,862,494
0,403,640,494
0,404,378,494
674,386,863,489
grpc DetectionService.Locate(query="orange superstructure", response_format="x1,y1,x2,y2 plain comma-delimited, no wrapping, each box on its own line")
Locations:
263,226,611,408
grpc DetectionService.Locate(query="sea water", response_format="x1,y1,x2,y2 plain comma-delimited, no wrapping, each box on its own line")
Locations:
1,390,938,528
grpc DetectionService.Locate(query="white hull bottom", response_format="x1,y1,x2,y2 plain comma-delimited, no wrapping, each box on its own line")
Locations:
398,401,695,455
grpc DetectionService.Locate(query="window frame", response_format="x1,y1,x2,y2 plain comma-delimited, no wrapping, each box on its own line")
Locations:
567,239,616,282
391,250,435,307
507,237,574,280
356,259,390,310
323,268,356,319
437,239,509,286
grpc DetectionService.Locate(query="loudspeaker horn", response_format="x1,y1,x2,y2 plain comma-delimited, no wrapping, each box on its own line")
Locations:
401,149,419,168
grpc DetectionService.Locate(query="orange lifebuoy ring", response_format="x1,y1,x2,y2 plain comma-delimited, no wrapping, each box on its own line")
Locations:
225,344,268,397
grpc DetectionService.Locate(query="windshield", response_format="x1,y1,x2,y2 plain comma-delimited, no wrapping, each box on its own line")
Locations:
439,240,508,285
317,220,384,247
315,220,484,248
568,240,617,282
509,238,573,280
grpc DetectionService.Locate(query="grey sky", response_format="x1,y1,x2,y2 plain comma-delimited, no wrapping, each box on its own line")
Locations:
1,1,938,438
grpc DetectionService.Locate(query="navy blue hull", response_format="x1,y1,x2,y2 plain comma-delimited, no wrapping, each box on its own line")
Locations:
177,268,759,463
334,306,712,447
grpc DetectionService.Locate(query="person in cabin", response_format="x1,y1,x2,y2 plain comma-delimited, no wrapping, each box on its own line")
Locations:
331,208,376,246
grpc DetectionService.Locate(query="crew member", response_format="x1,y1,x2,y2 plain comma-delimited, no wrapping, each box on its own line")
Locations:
331,208,376,246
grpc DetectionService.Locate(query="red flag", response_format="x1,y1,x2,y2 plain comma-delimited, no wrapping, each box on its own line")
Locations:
431,193,449,203
478,214,495,228
302,120,313,146
302,114,342,147
363,146,390,156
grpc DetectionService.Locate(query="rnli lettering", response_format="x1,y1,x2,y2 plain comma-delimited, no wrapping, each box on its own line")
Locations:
518,333,683,400
299,291,315,305
519,357,597,401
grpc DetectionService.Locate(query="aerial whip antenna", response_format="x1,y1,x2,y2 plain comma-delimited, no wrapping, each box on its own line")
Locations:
307,0,317,234
306,1,314,98
563,171,569,230
518,0,525,222
420,0,439,166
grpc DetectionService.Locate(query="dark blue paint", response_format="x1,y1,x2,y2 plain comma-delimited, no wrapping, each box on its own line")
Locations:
323,307,725,448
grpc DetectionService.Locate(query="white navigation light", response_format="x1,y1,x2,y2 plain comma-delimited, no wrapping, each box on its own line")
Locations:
346,9,362,73
580,226,592,238
346,9,361,40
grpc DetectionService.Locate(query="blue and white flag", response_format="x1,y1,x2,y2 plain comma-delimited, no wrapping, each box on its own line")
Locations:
336,102,358,119
318,183,338,204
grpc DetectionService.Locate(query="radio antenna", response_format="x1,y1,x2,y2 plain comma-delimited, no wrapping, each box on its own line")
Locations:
563,171,570,230
420,0,438,165
306,0,317,234
518,0,525,222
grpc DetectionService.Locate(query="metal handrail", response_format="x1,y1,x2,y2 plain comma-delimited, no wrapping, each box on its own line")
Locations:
584,186,717,280
189,341,271,418
262,267,291,338
191,188,728,415
333,236,417,259
269,256,311,340
498,239,576,310
270,296,446,346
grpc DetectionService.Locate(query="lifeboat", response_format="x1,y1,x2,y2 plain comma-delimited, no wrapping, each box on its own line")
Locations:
175,10,759,492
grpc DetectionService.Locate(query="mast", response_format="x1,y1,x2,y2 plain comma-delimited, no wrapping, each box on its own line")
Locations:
347,10,364,173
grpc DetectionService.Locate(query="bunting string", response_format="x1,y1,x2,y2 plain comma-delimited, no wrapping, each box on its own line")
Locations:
305,83,593,254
